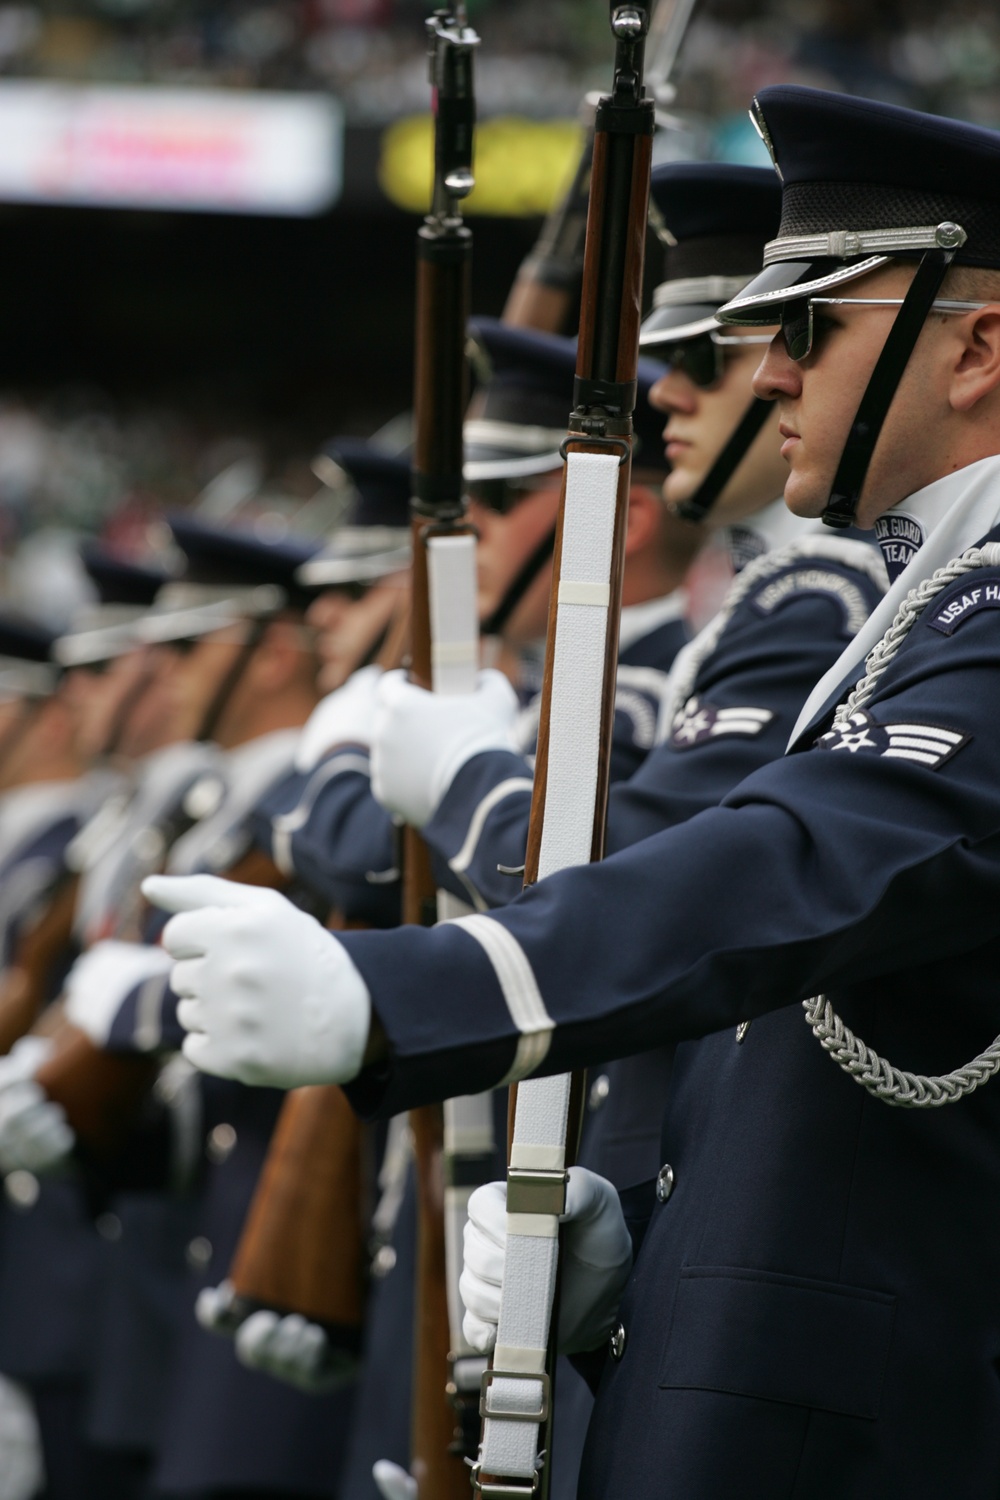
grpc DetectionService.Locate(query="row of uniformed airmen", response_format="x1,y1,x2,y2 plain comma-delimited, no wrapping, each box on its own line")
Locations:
0,79,996,1500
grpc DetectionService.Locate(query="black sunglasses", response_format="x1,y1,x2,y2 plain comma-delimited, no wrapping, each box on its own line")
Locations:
466,475,551,515
779,295,989,363
662,330,775,389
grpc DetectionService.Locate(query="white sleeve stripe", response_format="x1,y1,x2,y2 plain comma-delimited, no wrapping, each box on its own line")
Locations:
500,1031,552,1085
450,914,553,1070
449,777,534,875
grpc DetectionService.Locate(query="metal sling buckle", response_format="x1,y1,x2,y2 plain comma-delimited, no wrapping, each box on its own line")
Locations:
471,1460,541,1496
505,1167,568,1216
479,1367,551,1424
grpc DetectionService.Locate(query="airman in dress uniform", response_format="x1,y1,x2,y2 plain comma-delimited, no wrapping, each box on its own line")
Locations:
149,86,1000,1498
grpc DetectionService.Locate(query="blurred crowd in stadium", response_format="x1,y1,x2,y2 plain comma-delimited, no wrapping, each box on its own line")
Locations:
0,0,993,125
0,0,998,627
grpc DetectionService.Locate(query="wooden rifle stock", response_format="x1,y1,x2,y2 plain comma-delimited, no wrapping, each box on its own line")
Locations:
227,1082,368,1343
0,874,79,1056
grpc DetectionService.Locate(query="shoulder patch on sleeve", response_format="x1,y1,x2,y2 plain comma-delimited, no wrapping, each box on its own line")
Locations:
814,710,968,768
670,695,774,750
927,576,1000,636
750,566,872,634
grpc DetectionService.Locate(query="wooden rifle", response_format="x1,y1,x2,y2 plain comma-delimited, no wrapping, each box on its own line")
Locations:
0,872,79,1057
475,6,654,1496
502,0,694,340
404,7,481,1495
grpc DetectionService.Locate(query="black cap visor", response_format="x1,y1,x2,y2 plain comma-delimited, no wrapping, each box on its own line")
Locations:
639,301,724,347
717,254,893,325
297,528,411,588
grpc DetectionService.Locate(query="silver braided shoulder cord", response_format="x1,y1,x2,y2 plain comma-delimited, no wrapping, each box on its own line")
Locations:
804,540,1000,1108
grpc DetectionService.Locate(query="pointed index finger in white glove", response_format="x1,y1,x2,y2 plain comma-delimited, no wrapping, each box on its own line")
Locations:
142,873,278,917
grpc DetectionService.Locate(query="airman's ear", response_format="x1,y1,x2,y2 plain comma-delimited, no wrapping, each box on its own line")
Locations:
949,306,1000,413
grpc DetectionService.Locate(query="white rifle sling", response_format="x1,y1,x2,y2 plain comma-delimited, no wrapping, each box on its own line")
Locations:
480,449,620,1479
428,533,497,1394
429,533,479,696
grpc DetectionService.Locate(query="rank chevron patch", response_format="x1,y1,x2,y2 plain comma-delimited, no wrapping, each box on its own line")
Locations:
815,710,969,768
670,695,774,750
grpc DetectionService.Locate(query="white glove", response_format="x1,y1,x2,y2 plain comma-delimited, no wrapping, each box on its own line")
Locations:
0,1374,44,1500
142,874,372,1088
235,1309,354,1392
372,1460,418,1500
63,940,173,1046
0,1036,54,1091
371,668,520,829
0,1081,73,1175
461,1167,633,1357
295,665,383,772
195,1280,240,1337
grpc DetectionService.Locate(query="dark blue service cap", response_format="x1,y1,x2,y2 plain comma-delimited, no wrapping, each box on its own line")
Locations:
324,439,411,531
300,437,412,589
80,539,169,608
467,318,669,479
719,85,1000,324
0,611,58,697
139,515,321,645
55,541,174,668
641,163,782,347
464,319,572,482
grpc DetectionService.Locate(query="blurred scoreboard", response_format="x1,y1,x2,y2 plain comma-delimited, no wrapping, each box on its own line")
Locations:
0,81,343,216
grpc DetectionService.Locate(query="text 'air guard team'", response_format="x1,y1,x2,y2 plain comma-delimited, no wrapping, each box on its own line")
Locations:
1,9,1000,1500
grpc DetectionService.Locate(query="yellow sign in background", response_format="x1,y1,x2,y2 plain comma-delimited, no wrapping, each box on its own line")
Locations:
379,114,585,217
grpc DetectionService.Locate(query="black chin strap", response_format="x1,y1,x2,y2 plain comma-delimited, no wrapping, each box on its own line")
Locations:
479,526,557,639
822,247,956,529
196,617,269,744
675,396,775,524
